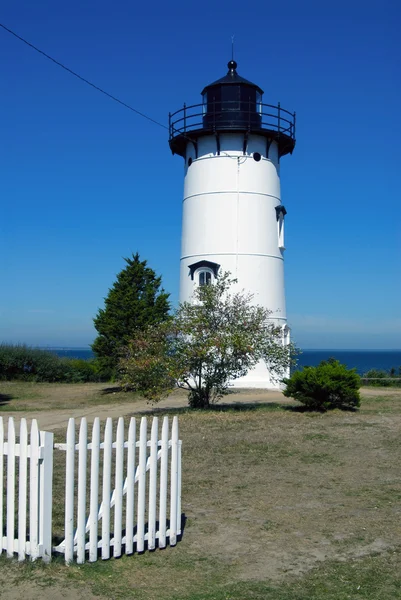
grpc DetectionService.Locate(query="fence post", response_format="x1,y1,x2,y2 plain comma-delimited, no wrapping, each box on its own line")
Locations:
30,420,40,561
177,439,182,536
113,417,124,558
148,417,158,550
89,418,100,562
0,418,4,554
125,418,136,555
169,417,179,546
18,419,28,561
76,418,87,564
158,417,169,549
6,418,16,558
65,418,75,564
136,417,147,552
39,430,54,563
101,418,113,560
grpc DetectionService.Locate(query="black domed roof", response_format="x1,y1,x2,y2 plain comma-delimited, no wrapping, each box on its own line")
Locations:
201,61,263,95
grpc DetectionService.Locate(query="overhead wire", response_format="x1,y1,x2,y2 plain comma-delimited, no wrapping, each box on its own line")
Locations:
0,22,169,131
0,22,244,160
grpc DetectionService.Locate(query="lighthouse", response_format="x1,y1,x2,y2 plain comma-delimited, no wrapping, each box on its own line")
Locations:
168,60,296,388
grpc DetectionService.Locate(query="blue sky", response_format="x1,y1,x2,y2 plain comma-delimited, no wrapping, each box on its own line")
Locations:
1,0,400,349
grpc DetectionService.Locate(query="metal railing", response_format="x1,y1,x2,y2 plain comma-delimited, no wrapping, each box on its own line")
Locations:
169,100,296,142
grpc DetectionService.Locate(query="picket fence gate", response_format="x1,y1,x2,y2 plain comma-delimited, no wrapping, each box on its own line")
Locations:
0,418,53,562
0,415,182,564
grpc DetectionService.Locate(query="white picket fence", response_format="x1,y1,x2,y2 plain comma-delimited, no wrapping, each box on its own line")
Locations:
0,415,181,564
0,418,54,562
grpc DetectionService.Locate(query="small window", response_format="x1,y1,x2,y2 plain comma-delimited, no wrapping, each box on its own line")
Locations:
202,92,208,115
278,215,285,249
256,91,262,115
199,271,212,286
253,152,261,162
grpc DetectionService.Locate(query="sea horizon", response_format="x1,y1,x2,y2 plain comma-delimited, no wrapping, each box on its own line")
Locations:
32,347,401,376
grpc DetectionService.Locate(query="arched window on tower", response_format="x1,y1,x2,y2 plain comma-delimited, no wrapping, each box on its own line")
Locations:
188,260,220,287
198,270,212,286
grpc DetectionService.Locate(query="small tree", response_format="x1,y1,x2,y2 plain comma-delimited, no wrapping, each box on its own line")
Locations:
92,253,170,377
119,273,294,408
283,358,361,411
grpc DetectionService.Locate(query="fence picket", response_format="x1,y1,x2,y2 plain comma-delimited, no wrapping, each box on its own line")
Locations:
77,418,87,564
148,417,158,550
125,418,136,555
65,418,75,564
89,418,100,562
39,429,53,563
6,418,16,557
169,416,179,546
158,416,169,549
29,420,40,561
177,439,182,536
0,418,3,553
136,417,147,552
18,419,28,561
113,417,124,558
102,418,112,560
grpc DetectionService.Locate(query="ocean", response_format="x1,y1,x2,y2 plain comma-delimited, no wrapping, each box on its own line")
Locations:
45,348,401,376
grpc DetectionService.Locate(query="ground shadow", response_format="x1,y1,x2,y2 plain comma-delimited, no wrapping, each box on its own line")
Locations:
282,404,359,413
0,393,13,406
130,401,296,418
51,513,187,560
100,386,123,395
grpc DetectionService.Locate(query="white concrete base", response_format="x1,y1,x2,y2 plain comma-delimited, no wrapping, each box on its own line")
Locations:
230,361,288,391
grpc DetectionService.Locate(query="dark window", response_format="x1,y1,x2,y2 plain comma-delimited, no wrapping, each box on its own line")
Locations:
199,271,212,286
188,157,193,167
253,152,261,162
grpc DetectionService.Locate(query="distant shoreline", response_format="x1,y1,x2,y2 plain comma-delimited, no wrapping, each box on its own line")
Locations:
35,347,401,376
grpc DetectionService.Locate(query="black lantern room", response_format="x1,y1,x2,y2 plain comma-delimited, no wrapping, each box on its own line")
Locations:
169,60,296,158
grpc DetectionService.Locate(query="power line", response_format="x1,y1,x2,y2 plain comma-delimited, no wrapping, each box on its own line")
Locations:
0,22,169,131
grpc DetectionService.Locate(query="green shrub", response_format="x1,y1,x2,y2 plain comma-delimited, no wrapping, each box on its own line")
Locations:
283,358,361,411
0,344,66,381
0,344,108,383
62,358,100,383
363,369,388,379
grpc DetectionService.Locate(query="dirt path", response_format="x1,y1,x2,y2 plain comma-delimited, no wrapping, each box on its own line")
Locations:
1,388,289,431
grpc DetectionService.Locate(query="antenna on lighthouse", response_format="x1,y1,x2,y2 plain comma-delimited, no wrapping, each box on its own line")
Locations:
231,35,235,61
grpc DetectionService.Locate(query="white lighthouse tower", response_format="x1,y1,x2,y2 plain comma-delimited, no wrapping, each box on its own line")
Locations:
169,60,296,388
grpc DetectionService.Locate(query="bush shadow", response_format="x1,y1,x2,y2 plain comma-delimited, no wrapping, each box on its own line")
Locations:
0,393,13,406
130,401,295,418
100,386,124,395
282,404,359,413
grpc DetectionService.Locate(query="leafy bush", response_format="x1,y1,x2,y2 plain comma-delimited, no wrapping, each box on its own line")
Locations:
120,273,294,408
62,358,100,383
0,344,65,381
361,368,401,387
283,358,361,411
363,369,388,379
0,344,107,383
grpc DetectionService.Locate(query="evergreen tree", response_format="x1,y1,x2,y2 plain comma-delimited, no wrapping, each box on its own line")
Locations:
92,253,170,376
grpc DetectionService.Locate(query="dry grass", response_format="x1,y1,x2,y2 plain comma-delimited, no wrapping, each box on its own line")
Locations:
0,381,141,412
0,384,400,599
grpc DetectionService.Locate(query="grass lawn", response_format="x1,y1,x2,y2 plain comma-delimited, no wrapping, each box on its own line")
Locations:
0,383,400,599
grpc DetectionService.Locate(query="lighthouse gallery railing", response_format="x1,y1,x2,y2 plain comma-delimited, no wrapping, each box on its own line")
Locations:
169,100,296,142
